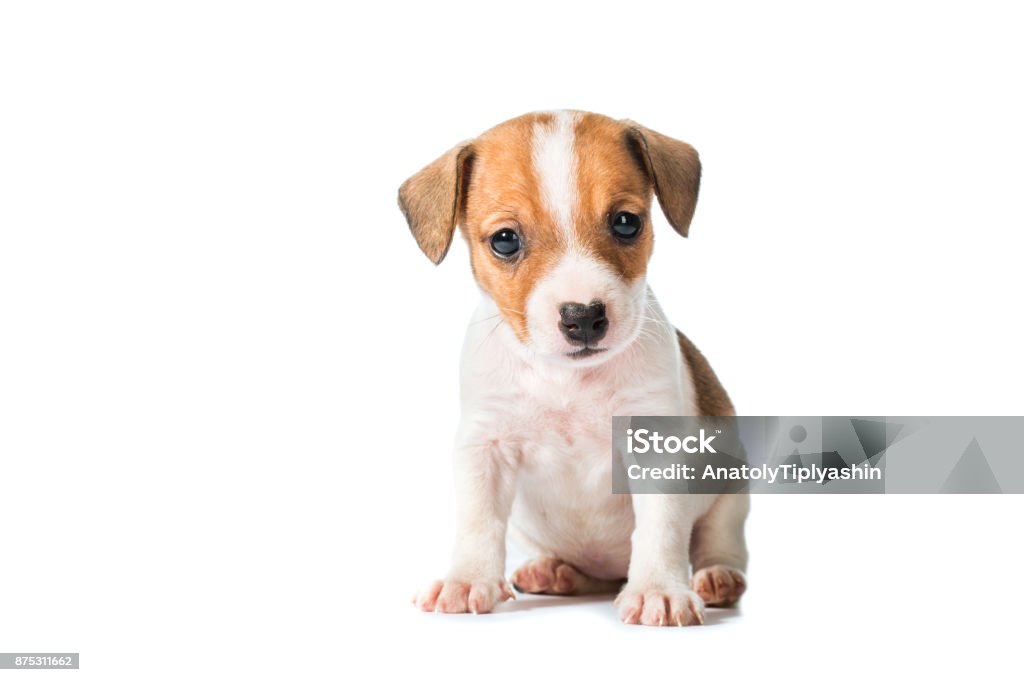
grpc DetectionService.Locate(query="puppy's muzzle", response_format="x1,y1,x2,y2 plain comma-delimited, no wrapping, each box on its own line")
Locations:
558,301,608,346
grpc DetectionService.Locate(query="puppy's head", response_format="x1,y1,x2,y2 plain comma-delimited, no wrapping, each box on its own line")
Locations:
398,111,700,367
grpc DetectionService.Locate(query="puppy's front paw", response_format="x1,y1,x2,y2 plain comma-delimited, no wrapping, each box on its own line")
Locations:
615,584,705,626
413,578,514,614
691,565,746,606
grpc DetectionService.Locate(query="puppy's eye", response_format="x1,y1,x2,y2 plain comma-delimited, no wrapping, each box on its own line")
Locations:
490,228,522,258
611,212,643,241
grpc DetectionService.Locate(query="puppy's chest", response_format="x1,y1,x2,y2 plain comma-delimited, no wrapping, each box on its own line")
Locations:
512,374,619,469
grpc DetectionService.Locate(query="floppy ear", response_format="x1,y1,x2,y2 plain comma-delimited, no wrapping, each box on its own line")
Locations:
397,141,474,264
624,122,701,237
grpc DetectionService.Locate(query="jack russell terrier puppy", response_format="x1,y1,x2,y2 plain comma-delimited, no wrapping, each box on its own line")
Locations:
398,110,748,626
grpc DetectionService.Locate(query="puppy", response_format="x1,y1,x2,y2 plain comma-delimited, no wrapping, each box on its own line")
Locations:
398,111,748,626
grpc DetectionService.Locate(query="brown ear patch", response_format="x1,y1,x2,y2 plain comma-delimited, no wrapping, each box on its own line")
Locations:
397,141,474,264
677,330,734,417
625,122,701,238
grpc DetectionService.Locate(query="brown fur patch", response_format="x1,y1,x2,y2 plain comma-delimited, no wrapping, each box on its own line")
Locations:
459,113,561,340
571,114,654,284
677,330,735,416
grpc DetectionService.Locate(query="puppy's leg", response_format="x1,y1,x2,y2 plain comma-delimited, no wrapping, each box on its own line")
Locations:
511,558,623,595
616,494,714,626
690,493,749,607
413,435,518,615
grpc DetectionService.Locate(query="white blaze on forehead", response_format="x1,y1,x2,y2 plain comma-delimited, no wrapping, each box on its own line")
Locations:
531,110,579,239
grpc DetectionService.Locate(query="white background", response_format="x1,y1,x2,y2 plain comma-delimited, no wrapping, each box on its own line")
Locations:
1,1,1022,680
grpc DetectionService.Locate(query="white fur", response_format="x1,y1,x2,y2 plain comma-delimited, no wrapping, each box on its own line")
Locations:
459,290,701,583
414,286,748,623
531,110,579,242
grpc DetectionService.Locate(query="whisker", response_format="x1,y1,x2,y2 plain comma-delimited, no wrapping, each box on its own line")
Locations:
474,317,506,354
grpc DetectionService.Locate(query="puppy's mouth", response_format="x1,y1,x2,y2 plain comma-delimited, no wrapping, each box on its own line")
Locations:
566,347,606,359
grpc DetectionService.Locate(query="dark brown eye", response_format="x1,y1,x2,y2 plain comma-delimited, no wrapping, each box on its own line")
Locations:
611,212,642,241
490,228,522,258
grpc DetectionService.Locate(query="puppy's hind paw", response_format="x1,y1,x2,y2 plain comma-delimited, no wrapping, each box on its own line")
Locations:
511,557,583,595
413,577,514,615
615,584,705,626
691,565,746,607
511,557,624,596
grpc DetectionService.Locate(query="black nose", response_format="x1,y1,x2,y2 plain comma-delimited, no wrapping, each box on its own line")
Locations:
559,301,608,346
